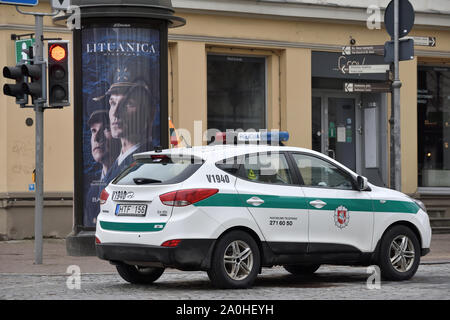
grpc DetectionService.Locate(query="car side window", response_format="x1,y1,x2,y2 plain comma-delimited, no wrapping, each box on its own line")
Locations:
291,153,354,190
239,153,293,185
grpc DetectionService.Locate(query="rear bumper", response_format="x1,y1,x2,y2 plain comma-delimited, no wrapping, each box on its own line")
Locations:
421,248,430,257
96,239,215,271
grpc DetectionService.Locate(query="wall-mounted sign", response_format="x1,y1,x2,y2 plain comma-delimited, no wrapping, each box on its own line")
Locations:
344,82,391,93
404,36,436,47
342,45,384,56
348,64,390,74
312,51,388,81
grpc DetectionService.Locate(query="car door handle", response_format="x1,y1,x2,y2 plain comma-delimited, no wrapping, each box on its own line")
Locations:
309,200,327,209
247,196,265,206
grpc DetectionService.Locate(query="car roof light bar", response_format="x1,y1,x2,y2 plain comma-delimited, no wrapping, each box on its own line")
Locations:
212,131,289,145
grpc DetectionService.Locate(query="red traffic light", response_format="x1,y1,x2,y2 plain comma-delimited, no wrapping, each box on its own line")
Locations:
48,41,69,107
49,44,66,62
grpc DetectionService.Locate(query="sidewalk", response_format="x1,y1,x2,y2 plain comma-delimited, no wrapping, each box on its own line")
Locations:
0,239,116,274
0,234,449,275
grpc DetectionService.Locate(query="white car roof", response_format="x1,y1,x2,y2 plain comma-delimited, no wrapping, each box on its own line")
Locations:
135,144,297,161
134,144,358,177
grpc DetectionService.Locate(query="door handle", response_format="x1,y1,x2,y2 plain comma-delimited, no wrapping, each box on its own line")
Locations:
246,196,265,206
357,126,363,135
309,200,327,209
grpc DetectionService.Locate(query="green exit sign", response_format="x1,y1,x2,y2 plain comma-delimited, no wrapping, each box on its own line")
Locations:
15,38,35,64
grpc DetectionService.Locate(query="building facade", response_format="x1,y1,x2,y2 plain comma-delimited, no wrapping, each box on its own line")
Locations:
0,0,449,239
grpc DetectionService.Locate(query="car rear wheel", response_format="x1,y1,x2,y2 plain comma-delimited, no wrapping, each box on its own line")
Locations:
378,225,420,281
284,264,321,275
116,264,165,284
207,230,261,289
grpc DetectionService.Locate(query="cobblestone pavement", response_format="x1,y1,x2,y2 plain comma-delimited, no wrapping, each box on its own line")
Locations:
0,263,449,300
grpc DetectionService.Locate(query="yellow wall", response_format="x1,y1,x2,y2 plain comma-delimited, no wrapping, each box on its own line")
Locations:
400,58,418,194
171,12,450,52
0,29,73,194
170,41,207,146
280,48,311,149
0,4,73,194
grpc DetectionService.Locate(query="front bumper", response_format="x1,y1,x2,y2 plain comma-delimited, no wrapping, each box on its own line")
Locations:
421,248,430,257
96,239,215,271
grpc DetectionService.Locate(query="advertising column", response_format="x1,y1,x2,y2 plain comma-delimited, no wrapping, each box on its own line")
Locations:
62,0,185,255
81,24,161,227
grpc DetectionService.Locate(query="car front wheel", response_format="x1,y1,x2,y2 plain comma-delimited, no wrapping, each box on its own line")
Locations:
116,264,165,284
207,230,261,289
378,225,421,281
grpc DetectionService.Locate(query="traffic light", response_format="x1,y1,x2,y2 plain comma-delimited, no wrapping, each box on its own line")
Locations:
48,41,69,107
22,63,44,99
3,64,28,105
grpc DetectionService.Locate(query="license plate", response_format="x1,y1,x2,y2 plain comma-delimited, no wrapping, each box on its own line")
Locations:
115,204,147,217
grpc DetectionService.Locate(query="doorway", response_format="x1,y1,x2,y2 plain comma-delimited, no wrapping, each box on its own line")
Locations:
312,91,388,187
312,93,360,172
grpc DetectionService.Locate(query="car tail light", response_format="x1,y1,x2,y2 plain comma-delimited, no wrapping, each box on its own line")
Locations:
159,189,218,207
95,237,101,244
161,239,181,247
99,189,109,205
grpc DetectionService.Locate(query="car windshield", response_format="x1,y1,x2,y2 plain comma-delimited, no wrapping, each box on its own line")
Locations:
113,155,203,185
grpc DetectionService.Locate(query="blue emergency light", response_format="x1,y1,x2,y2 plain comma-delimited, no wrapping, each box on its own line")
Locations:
212,131,289,145
237,131,289,142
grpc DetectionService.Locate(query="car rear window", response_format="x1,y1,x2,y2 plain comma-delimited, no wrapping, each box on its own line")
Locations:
113,155,203,185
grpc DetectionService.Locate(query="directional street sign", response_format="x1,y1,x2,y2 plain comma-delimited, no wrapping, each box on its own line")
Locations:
404,36,436,47
344,82,391,93
0,0,38,6
348,64,390,74
342,45,385,56
15,38,35,64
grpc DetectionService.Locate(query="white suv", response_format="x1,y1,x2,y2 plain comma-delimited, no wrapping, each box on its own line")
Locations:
95,141,431,289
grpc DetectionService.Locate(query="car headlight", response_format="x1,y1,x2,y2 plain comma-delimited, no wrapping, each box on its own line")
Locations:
411,198,427,212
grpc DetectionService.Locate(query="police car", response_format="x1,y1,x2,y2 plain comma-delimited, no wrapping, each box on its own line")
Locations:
95,132,431,289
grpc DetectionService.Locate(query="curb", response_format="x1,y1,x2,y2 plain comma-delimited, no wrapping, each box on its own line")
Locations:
420,261,450,265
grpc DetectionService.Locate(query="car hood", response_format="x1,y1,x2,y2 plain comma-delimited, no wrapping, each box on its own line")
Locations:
368,183,412,201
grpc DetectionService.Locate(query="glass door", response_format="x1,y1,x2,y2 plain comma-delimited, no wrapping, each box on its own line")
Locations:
312,92,387,186
327,97,356,171
312,94,359,172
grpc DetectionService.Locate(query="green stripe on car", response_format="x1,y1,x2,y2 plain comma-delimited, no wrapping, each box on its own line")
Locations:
100,221,166,232
194,193,419,214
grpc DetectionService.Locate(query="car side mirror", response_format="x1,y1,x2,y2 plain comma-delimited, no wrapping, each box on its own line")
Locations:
357,176,369,191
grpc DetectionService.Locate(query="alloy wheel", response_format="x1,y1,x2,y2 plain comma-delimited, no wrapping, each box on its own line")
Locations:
389,235,415,273
223,240,254,281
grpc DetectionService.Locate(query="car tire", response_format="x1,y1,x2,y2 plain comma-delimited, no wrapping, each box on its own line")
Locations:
116,264,165,284
207,230,261,289
378,225,421,281
284,264,321,275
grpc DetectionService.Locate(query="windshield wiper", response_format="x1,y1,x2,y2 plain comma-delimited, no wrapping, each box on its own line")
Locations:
133,178,162,185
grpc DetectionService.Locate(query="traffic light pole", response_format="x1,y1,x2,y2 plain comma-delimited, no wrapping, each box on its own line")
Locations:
390,0,402,192
15,6,59,265
34,14,44,265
